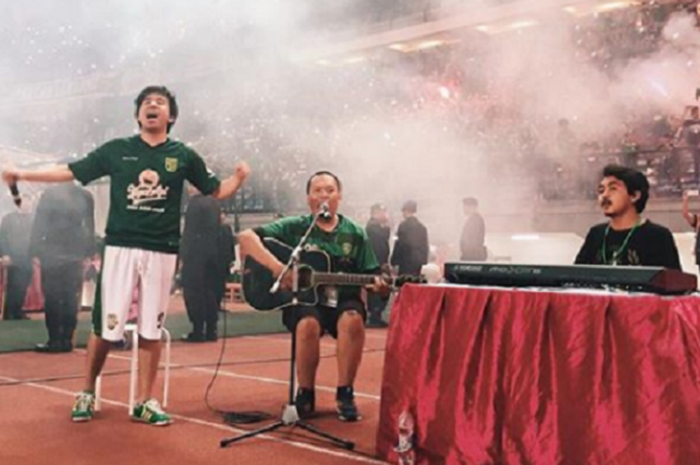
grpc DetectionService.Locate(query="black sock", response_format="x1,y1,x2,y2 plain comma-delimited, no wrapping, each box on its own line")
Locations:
336,386,354,400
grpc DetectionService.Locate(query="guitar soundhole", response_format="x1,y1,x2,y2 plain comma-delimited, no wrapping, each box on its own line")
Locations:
298,266,313,289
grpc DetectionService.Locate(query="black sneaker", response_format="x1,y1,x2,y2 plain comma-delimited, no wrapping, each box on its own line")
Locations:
336,386,361,422
294,388,315,418
181,332,205,343
35,340,68,353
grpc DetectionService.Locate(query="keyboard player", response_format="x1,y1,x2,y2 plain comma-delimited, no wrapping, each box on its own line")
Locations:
575,165,681,269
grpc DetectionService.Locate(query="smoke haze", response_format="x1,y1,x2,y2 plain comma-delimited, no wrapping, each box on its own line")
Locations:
2,1,700,248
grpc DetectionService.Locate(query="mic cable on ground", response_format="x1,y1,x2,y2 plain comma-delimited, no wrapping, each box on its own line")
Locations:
203,307,272,425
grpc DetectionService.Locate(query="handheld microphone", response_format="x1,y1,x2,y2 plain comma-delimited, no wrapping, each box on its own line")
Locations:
9,183,21,207
318,201,331,221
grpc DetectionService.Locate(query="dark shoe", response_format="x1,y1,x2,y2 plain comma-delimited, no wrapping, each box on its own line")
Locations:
367,319,388,328
205,332,218,342
181,332,205,343
294,388,315,418
336,386,361,422
35,341,65,353
6,313,28,321
60,340,74,352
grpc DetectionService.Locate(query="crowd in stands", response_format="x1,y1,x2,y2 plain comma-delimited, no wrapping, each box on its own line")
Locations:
5,1,700,213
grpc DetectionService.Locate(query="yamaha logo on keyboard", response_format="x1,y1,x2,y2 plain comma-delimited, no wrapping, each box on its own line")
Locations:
488,266,543,275
453,264,483,272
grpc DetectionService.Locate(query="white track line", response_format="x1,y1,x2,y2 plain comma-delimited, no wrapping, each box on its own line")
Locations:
86,350,381,401
0,374,386,464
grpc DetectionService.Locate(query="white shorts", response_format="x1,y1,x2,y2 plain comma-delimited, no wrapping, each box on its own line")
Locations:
95,246,177,341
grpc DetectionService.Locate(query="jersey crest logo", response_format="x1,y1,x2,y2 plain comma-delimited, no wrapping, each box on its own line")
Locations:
165,158,178,172
127,169,169,207
342,243,353,256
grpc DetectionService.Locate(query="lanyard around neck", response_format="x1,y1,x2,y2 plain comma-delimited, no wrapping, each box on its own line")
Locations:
601,220,641,266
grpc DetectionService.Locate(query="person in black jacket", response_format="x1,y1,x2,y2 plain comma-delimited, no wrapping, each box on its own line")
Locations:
365,203,391,327
180,193,234,342
217,214,236,304
390,200,429,277
460,197,487,261
0,199,34,320
31,184,95,352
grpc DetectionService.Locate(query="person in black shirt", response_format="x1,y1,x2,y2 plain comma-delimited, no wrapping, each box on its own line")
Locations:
0,199,34,320
365,203,390,328
31,184,95,352
180,192,230,342
681,189,700,272
460,197,487,261
391,200,429,276
217,213,236,306
680,106,700,184
575,165,681,269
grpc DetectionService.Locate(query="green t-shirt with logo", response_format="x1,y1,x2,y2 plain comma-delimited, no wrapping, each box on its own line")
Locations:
69,136,220,254
255,214,380,302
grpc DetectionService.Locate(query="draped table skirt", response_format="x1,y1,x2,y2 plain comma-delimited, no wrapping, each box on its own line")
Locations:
376,284,700,464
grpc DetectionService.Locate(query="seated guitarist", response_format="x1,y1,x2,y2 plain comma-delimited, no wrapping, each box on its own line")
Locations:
237,170,387,422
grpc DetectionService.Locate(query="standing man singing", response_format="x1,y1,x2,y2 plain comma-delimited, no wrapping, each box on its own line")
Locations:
2,85,251,425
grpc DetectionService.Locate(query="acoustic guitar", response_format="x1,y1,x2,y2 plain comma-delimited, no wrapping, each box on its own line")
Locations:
242,238,422,311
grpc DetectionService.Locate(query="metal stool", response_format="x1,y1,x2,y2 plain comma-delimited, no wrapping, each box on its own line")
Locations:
94,323,171,414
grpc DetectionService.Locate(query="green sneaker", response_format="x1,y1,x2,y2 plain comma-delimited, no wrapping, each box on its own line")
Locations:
132,399,172,426
71,391,95,423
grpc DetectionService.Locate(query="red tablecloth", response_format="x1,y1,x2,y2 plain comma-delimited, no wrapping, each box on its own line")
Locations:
377,284,700,464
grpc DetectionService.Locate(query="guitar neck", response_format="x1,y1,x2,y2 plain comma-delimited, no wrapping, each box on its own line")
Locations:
312,272,377,287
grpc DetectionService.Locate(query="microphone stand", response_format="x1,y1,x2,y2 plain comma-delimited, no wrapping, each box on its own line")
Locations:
220,209,354,451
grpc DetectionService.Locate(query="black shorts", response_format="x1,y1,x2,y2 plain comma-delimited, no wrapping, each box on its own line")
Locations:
282,299,366,339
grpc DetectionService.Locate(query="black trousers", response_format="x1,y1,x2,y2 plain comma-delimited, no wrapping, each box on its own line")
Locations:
3,263,32,320
182,260,225,335
41,261,83,343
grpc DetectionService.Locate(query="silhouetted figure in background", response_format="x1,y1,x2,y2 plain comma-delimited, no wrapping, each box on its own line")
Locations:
180,193,233,342
0,199,34,320
681,106,700,185
682,189,700,273
217,213,236,311
365,203,390,328
31,184,95,352
391,200,429,277
460,197,487,261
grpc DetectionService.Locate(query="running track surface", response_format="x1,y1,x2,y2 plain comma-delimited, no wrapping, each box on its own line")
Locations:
0,330,390,465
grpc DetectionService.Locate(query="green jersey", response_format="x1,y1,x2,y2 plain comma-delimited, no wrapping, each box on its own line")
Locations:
69,136,220,254
255,214,380,302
